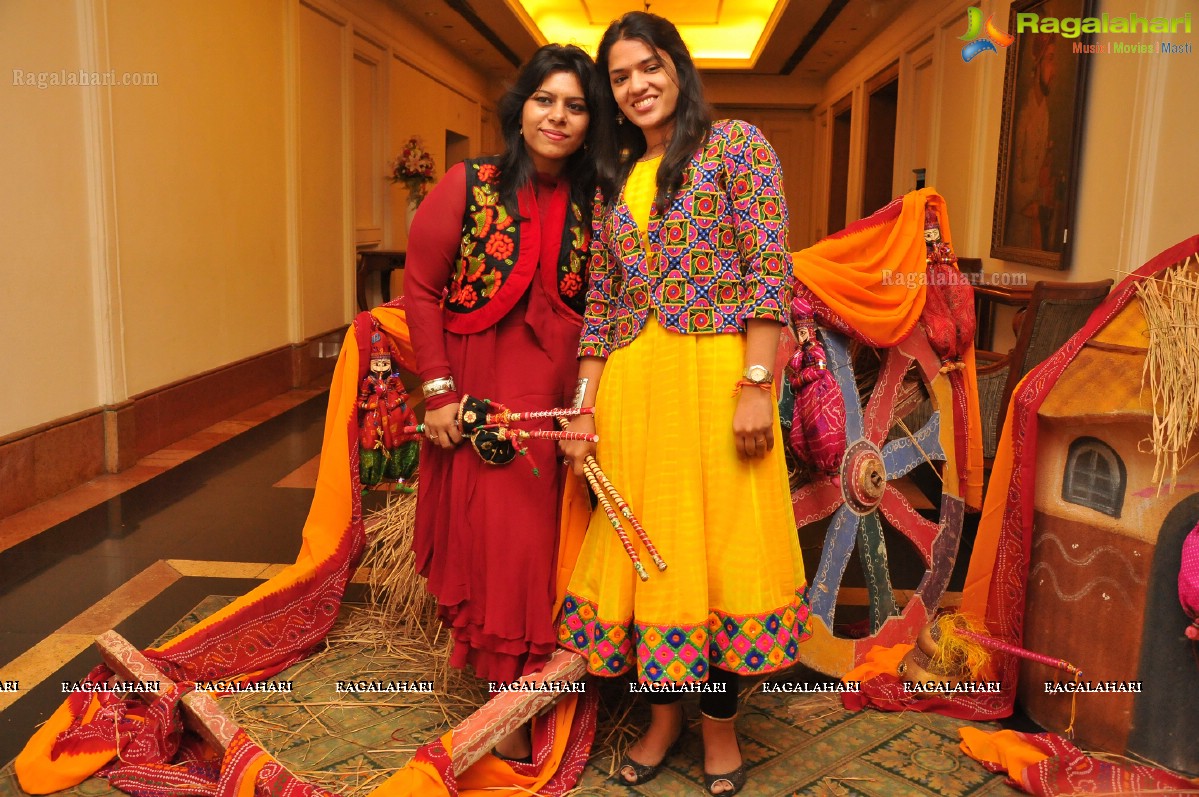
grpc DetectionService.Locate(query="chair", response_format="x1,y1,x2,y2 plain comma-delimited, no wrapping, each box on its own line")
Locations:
356,249,406,311
976,279,1113,459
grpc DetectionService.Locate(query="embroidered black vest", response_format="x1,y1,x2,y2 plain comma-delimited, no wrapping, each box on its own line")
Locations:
443,157,588,333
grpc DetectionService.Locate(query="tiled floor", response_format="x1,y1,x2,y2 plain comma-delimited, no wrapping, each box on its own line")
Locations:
0,387,339,766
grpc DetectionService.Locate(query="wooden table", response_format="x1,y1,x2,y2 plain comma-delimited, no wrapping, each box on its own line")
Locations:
356,249,405,311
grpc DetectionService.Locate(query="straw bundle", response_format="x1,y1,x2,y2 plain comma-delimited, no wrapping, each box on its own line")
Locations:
1136,256,1199,491
361,484,442,640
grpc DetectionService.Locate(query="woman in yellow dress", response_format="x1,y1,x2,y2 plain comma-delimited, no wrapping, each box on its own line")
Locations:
558,11,810,796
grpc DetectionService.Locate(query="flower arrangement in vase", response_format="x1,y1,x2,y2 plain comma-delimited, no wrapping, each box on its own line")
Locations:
389,135,435,208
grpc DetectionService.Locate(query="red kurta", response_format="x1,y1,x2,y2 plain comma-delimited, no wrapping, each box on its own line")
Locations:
405,163,582,682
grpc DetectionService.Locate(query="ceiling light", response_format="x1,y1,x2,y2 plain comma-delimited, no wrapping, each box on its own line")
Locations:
504,0,790,69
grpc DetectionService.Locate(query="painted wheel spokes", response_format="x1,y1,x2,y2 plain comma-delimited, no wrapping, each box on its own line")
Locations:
863,344,913,446
793,477,843,527
793,322,967,676
877,484,938,565
820,331,865,443
896,326,945,382
915,495,966,612
856,512,898,633
882,410,945,480
808,504,860,627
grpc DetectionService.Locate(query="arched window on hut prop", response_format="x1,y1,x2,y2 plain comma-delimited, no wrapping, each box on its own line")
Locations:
1062,436,1126,518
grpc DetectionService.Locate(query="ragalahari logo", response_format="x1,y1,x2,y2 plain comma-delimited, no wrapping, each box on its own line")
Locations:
960,7,1015,62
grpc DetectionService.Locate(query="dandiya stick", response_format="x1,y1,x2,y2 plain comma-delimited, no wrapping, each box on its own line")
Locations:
584,460,667,572
957,630,1083,676
494,427,599,443
487,406,595,424
555,418,667,573
580,462,649,582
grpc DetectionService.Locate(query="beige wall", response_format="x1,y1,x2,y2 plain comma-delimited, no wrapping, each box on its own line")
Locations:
4,0,1195,445
0,0,496,440
1070,0,1199,284
813,0,1198,289
107,1,292,394
1,1,102,432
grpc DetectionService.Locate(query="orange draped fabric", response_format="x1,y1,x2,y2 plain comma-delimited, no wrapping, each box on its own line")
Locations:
959,727,1199,795
958,727,1051,781
792,187,984,509
793,190,934,346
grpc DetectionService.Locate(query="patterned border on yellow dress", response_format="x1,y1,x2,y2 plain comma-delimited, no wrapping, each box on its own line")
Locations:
558,587,811,683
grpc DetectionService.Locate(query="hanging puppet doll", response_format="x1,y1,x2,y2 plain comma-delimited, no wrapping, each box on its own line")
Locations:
358,326,419,491
918,205,976,373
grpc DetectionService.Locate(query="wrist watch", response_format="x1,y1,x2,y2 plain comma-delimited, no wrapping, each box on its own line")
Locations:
743,364,773,384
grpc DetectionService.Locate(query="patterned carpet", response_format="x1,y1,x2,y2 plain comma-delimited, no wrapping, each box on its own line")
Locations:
0,597,1019,797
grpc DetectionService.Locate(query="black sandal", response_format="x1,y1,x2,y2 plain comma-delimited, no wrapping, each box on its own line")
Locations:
615,731,685,786
702,711,746,795
704,764,747,795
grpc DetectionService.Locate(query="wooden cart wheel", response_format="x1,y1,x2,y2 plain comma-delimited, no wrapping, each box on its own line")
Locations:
793,324,966,676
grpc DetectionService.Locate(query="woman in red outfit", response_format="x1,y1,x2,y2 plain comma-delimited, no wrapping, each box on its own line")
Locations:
403,44,596,760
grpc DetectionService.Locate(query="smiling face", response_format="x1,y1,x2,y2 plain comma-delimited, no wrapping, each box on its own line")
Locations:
520,70,589,176
606,37,679,147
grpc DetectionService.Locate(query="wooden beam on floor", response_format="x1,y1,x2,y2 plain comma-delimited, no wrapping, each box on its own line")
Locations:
96,631,254,756
447,648,587,775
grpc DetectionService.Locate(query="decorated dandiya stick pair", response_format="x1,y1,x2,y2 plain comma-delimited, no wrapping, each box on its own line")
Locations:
556,417,667,581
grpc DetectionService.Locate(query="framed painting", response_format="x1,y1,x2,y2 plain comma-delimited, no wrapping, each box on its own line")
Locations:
990,0,1094,269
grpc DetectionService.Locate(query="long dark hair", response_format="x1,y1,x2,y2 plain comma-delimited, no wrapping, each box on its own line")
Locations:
496,44,599,224
593,12,712,209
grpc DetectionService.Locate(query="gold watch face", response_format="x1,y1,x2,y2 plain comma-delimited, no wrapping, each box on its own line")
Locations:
745,364,771,383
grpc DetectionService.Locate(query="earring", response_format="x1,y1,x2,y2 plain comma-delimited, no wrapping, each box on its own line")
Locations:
616,112,624,126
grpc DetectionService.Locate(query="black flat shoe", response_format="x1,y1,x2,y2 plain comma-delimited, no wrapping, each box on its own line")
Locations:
491,747,533,765
615,731,685,786
704,763,747,796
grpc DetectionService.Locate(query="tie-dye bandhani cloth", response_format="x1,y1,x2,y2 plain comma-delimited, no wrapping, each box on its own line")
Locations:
15,301,596,797
960,727,1199,795
957,235,1199,719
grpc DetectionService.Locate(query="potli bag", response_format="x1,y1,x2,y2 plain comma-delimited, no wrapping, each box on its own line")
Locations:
455,394,596,475
787,289,847,476
1181,519,1199,641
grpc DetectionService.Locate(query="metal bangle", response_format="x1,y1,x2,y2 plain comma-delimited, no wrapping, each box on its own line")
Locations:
421,377,455,399
572,377,590,410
